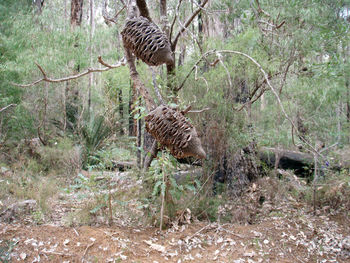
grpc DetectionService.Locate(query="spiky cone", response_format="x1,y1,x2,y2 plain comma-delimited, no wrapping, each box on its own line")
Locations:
121,16,174,66
145,105,206,159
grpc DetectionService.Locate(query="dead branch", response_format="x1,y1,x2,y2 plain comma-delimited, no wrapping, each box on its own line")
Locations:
175,6,205,55
82,241,95,261
40,249,74,257
194,65,209,90
279,49,296,94
236,87,267,112
102,0,126,25
255,0,271,17
187,107,210,114
216,52,232,89
0,104,17,114
171,0,209,50
218,49,324,156
13,57,126,88
178,49,325,157
149,67,165,105
177,50,213,91
169,0,183,42
181,105,192,114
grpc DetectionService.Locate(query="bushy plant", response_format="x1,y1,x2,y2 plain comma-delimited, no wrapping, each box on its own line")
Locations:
80,114,113,168
38,137,82,176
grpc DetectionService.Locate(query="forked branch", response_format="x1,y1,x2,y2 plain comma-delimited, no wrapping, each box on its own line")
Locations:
178,49,324,157
171,0,208,50
102,0,126,24
13,57,126,87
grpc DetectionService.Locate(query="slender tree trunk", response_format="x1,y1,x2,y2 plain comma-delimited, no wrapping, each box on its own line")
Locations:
178,43,186,67
128,80,134,136
119,89,124,135
336,103,341,143
197,0,203,46
66,0,83,131
88,0,94,116
137,99,142,168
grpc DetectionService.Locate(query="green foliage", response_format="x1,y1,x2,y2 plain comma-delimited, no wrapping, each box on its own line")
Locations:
38,137,81,175
0,240,18,263
65,172,116,225
80,115,113,168
142,153,202,222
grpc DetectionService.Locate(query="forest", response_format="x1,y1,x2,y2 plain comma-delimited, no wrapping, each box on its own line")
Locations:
1,0,350,262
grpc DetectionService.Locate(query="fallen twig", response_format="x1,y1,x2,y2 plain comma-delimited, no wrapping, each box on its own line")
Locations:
40,249,74,257
82,241,95,262
0,104,17,113
73,228,79,237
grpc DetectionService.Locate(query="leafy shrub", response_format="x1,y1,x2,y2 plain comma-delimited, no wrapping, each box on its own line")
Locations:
38,137,82,176
80,115,112,168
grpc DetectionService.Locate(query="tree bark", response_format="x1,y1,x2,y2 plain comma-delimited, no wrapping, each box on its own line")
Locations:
119,88,124,135
33,0,44,14
88,0,94,117
71,0,84,28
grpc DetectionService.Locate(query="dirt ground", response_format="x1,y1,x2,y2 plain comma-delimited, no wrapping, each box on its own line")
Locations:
1,172,350,262
1,210,350,263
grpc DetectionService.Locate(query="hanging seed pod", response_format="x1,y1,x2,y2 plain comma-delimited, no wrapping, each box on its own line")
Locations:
121,16,174,66
145,105,206,159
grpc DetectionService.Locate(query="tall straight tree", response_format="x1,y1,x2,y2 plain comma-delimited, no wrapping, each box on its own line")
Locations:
71,0,83,28
65,0,84,131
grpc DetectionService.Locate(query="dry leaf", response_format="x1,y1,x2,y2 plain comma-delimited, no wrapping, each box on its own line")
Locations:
143,240,166,253
20,252,26,260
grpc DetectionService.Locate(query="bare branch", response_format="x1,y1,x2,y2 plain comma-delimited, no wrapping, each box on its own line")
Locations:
217,49,323,156
177,50,214,91
169,0,183,42
177,49,326,157
0,104,17,114
102,0,126,25
13,57,126,88
149,67,165,105
187,107,210,114
172,0,208,51
181,105,192,115
194,65,209,91
216,52,232,89
255,0,271,17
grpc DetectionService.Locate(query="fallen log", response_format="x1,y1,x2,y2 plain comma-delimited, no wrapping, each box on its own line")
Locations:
258,147,350,176
259,147,314,176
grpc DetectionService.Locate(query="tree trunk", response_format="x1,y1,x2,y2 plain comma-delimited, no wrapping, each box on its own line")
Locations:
137,101,142,168
128,80,135,136
119,88,124,135
178,43,186,67
71,0,84,28
197,0,203,46
65,0,84,132
88,0,94,117
33,0,44,14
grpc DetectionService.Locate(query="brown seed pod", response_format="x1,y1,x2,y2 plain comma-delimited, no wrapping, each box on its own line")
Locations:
145,105,206,159
121,16,174,66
